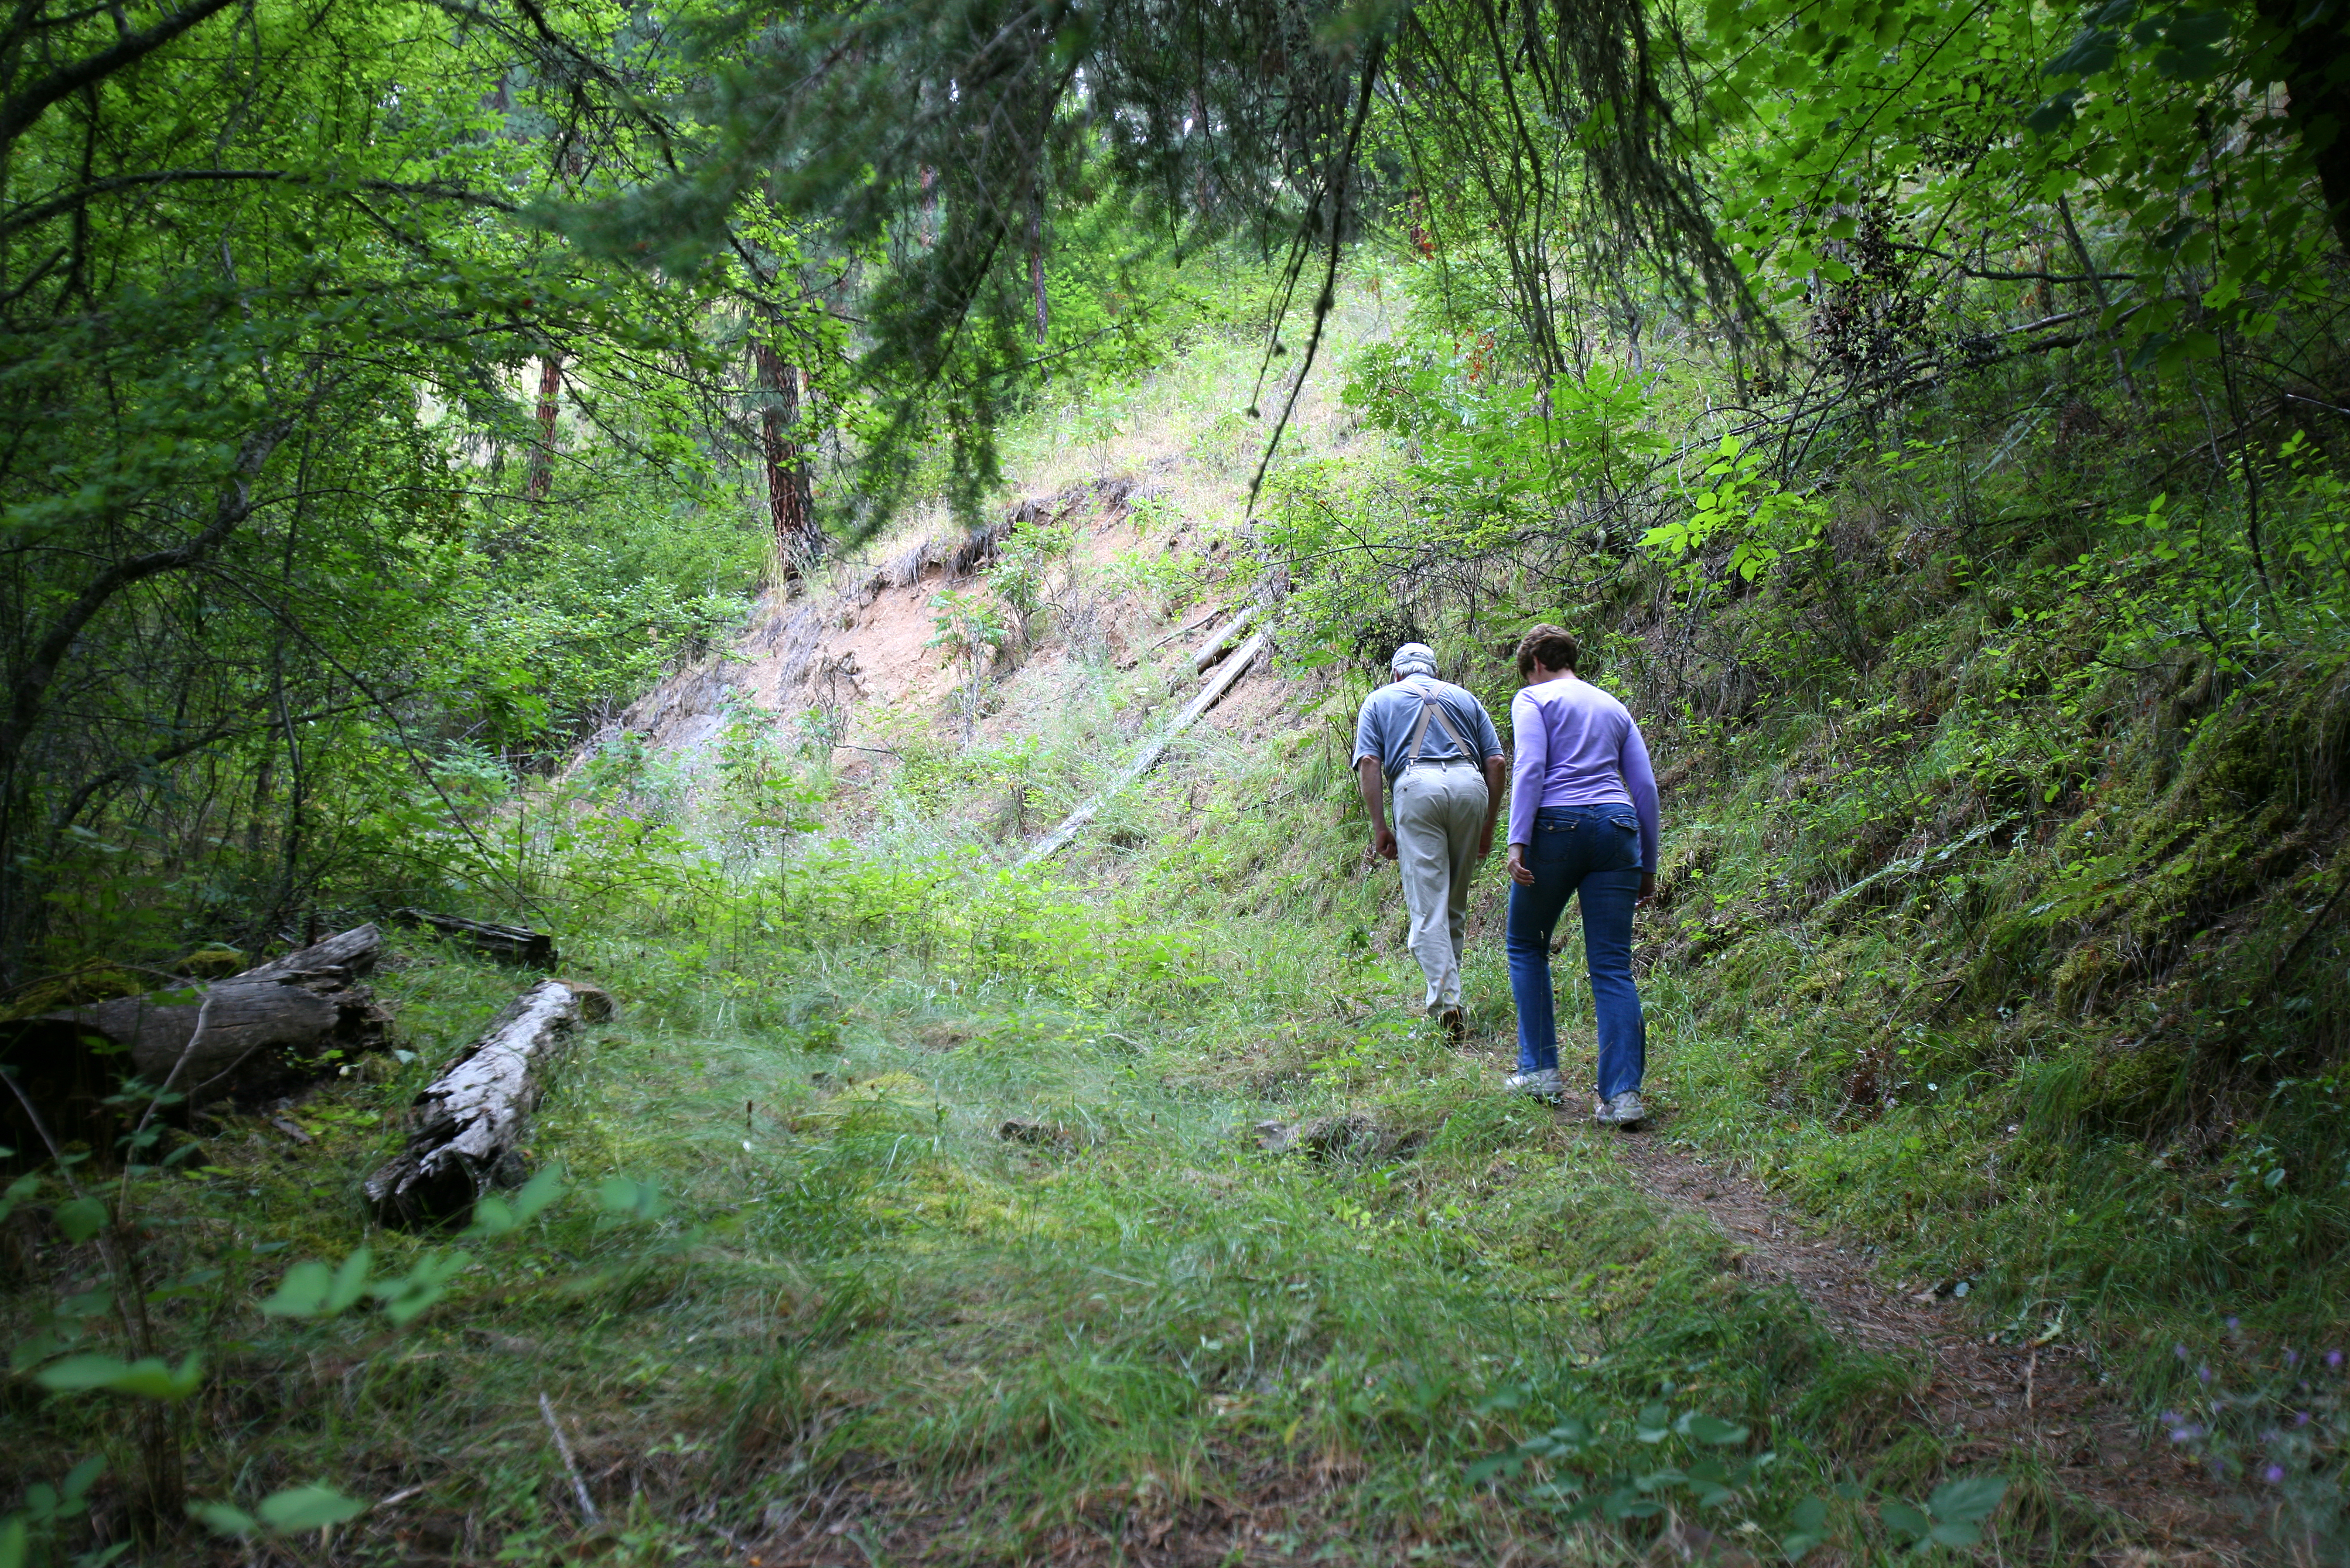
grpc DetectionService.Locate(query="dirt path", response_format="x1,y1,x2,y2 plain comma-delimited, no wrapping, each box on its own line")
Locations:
1607,1129,2255,1563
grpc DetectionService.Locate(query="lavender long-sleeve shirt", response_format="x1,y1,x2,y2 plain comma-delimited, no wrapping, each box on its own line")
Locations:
1507,677,1660,873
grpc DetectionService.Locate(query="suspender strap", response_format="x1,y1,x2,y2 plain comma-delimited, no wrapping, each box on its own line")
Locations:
1402,679,1474,763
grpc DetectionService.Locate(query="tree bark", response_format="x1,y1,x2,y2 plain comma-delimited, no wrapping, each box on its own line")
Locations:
45,923,388,1102
524,353,562,502
1028,189,1048,347
364,978,614,1227
392,908,556,968
2258,0,2350,256
753,331,815,555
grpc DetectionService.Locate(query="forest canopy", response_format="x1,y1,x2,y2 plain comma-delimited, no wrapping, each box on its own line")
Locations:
1,0,2344,975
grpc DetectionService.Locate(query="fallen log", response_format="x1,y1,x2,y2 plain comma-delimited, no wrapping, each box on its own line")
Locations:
42,925,390,1104
1187,603,1260,674
392,909,558,969
364,979,614,1227
1019,630,1266,866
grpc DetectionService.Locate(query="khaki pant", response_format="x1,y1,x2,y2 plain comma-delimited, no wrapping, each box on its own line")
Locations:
1391,764,1490,1010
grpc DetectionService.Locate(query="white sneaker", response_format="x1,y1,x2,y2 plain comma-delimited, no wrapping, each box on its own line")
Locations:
1594,1091,1647,1129
1505,1068,1563,1098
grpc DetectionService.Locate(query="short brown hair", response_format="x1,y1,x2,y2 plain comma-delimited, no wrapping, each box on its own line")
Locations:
1515,624,1580,677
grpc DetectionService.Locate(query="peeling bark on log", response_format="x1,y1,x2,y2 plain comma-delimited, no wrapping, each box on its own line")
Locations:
42,924,388,1103
365,979,614,1227
392,909,556,968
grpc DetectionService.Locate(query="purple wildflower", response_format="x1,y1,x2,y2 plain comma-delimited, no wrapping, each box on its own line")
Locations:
2176,1344,2190,1362
2227,1317,2241,1331
2329,1349,2344,1370
2295,1412,2313,1427
2169,1424,2202,1443
2198,1365,2214,1384
2264,1465,2286,1485
2286,1350,2300,1367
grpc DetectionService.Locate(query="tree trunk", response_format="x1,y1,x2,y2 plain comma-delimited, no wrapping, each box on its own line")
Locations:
392,908,557,968
524,353,562,502
364,978,613,1227
2258,0,2350,256
43,923,387,1103
1029,190,1048,347
754,332,815,556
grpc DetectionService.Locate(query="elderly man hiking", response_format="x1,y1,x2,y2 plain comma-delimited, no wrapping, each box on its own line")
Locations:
1353,643,1507,1041
1503,624,1659,1128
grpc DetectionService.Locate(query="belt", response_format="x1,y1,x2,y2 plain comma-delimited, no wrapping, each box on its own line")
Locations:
1402,756,1478,768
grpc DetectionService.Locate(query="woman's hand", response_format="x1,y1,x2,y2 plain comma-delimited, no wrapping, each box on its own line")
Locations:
1507,845,1533,887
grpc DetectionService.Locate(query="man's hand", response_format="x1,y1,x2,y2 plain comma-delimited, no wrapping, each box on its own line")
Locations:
1507,845,1533,887
1637,873,1656,906
1374,824,1399,860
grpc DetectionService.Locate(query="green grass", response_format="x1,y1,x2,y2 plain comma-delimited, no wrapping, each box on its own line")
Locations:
4,836,1997,1564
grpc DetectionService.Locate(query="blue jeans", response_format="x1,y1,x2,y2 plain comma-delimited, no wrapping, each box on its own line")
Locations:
1506,804,1646,1098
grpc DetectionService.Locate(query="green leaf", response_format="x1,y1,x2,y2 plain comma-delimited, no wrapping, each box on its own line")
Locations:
190,1502,258,1536
60,1456,105,1505
55,1196,107,1243
0,1515,24,1568
1466,1445,1529,1485
0,1173,36,1222
256,1485,366,1532
1677,1411,1751,1445
1878,1499,1932,1545
2044,26,2119,76
511,1162,567,1221
1929,1521,1986,1547
370,1249,470,1326
2025,89,2083,136
35,1351,202,1399
325,1249,373,1314
259,1260,332,1317
1926,1475,2007,1525
599,1176,666,1220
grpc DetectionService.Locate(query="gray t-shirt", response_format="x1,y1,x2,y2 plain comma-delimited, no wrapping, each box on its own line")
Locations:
1352,677,1504,781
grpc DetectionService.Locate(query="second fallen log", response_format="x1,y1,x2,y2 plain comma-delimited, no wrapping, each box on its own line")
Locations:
364,979,613,1227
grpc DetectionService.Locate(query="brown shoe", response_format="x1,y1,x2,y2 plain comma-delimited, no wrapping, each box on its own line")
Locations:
1437,1006,1466,1046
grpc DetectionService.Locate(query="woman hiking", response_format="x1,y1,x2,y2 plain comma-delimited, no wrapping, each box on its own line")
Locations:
1502,624,1659,1127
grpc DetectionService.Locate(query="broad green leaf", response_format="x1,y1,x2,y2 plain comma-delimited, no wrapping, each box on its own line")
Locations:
1677,1411,1751,1445
371,1250,470,1326
0,1515,24,1568
466,1195,516,1236
325,1249,373,1314
599,1176,666,1219
509,1163,566,1222
1927,1475,2007,1525
34,1354,134,1392
1929,1521,1986,1547
2042,27,2118,76
190,1502,258,1536
60,1457,105,1504
0,1173,36,1222
1878,1499,1932,1544
257,1485,366,1532
55,1197,107,1243
36,1351,201,1398
259,1261,332,1317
